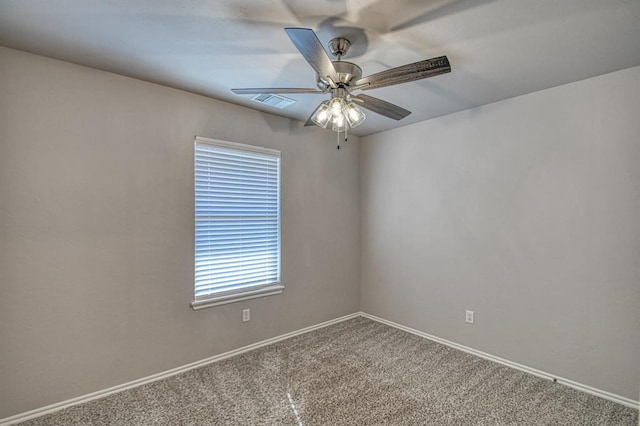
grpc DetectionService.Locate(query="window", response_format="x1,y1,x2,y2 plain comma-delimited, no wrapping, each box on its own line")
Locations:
191,137,282,310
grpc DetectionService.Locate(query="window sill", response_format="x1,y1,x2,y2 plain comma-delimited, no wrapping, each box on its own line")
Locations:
191,284,285,310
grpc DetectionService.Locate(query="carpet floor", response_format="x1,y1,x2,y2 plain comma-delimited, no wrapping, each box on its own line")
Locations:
19,317,638,425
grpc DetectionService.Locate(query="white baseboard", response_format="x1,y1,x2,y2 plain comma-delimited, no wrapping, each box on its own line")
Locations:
0,312,360,426
360,312,640,410
3,311,637,425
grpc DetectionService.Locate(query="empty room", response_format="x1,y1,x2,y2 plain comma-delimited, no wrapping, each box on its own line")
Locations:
1,1,638,424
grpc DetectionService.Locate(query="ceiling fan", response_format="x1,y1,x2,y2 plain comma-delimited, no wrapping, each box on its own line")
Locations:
232,27,450,142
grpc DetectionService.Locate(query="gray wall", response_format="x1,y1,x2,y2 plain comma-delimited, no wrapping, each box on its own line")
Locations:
1,44,638,418
361,66,640,400
0,47,361,418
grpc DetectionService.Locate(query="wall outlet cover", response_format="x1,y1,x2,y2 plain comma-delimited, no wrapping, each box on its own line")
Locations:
465,310,474,324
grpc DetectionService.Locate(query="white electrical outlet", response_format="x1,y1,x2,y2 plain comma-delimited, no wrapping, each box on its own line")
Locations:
242,308,250,322
465,310,474,324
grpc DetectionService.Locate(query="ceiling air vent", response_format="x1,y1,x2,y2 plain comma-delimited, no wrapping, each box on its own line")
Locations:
251,93,296,109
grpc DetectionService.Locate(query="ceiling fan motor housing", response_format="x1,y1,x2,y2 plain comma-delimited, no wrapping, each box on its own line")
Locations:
331,61,362,85
317,61,362,88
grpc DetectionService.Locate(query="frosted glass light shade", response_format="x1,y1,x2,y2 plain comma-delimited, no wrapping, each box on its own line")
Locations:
345,102,366,128
311,101,332,128
329,97,346,117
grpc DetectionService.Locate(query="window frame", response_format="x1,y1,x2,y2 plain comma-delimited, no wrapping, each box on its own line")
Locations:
191,136,283,310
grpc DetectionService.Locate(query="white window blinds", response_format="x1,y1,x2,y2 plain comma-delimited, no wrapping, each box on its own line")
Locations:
194,137,281,304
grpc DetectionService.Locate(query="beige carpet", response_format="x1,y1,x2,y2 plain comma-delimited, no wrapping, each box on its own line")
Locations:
19,317,638,425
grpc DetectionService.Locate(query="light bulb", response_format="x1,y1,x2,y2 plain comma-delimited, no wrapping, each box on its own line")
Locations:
317,109,329,122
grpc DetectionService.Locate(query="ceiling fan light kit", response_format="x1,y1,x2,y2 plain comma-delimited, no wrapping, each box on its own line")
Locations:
231,27,451,147
311,88,366,129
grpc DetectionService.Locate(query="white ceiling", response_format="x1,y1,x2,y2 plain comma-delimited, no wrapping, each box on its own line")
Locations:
1,0,639,136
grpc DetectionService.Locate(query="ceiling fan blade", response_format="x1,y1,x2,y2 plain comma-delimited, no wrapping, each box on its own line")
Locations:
389,0,495,32
352,94,411,121
231,88,326,95
355,56,450,90
284,27,340,84
304,116,317,127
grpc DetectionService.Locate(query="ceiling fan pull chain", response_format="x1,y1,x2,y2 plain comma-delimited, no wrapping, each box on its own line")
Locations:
337,128,347,149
